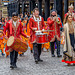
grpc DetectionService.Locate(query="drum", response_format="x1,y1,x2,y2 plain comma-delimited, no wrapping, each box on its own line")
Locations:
7,36,28,52
36,33,48,44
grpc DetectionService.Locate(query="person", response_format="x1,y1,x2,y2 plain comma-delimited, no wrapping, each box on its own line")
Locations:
25,15,29,31
27,19,33,53
47,9,62,57
20,14,23,20
29,8,45,64
42,21,50,52
0,30,5,56
64,4,75,21
0,22,5,56
4,12,29,69
62,14,75,66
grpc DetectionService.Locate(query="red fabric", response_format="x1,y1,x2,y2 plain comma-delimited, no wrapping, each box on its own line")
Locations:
47,17,62,42
4,19,27,51
62,60,75,64
64,13,68,18
29,17,45,43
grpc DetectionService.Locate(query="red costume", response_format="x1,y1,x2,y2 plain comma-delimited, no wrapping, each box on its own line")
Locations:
47,17,62,42
29,16,45,43
4,19,27,51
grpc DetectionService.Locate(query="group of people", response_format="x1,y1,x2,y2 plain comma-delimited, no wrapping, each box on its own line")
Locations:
0,4,75,69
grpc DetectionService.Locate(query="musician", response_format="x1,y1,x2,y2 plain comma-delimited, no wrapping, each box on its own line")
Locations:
4,12,29,69
47,9,62,57
29,8,45,64
64,4,75,21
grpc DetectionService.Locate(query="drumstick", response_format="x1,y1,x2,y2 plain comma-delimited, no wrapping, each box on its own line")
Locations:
35,30,54,32
42,30,54,32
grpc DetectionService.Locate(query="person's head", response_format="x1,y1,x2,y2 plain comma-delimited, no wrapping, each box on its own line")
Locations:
63,14,72,24
68,4,74,13
18,15,20,19
12,12,18,21
25,12,27,15
1,17,5,22
21,18,25,23
33,8,39,17
21,14,23,18
0,30,3,36
51,9,57,17
25,15,28,20
0,19,1,22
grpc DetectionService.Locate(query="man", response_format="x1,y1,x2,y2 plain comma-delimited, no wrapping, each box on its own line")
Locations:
29,8,45,64
4,12,29,69
47,9,62,57
65,4,75,21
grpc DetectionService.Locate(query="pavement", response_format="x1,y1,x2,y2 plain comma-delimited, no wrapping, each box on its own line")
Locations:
0,46,75,75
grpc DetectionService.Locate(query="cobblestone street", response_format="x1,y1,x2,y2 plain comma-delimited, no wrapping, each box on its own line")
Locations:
0,47,75,75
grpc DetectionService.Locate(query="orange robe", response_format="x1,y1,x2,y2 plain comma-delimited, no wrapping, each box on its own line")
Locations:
27,23,33,50
0,34,5,53
42,21,50,50
5,31,9,57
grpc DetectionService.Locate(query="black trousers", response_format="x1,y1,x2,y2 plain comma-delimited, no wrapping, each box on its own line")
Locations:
50,38,60,55
33,43,42,60
10,50,18,65
69,34,75,51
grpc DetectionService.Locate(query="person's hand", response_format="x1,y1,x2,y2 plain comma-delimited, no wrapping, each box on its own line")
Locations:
5,35,8,40
62,40,65,44
27,35,30,39
57,21,61,24
42,29,45,32
8,48,13,52
53,17,56,21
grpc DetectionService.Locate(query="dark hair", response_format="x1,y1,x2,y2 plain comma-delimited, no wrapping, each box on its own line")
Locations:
63,14,72,24
1,17,5,22
12,12,18,17
33,8,39,12
21,18,25,22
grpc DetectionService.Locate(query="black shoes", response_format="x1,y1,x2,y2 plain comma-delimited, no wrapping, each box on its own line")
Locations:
14,64,17,68
10,65,14,69
35,58,43,64
52,54,55,57
31,50,33,53
35,59,38,64
38,59,43,62
10,64,17,69
57,55,62,57
52,54,62,57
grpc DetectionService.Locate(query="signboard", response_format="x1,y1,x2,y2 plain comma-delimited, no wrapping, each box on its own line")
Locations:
2,0,9,3
2,0,15,3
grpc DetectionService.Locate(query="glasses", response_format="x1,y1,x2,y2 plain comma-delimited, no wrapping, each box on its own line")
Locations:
51,15,56,17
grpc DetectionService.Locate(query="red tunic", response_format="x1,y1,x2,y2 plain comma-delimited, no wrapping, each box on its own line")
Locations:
29,16,45,43
4,19,27,51
47,17,62,42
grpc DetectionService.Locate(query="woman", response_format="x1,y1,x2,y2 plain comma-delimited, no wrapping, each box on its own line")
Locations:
62,14,75,65
1,17,5,26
